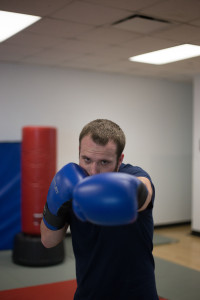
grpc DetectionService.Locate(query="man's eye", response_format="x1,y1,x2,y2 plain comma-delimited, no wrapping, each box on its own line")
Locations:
84,157,90,163
101,160,108,166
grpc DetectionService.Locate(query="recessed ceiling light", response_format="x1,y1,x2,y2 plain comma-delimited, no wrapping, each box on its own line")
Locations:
0,10,41,43
129,44,200,65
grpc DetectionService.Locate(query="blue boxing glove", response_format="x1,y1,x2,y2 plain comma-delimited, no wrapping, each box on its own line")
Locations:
72,172,148,226
43,163,87,230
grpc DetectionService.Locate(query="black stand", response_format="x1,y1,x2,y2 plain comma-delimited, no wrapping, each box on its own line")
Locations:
12,232,65,267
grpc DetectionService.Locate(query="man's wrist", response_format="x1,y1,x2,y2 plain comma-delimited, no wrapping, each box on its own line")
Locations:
43,203,69,230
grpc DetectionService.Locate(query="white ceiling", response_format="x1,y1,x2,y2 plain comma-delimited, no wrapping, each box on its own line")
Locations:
1,0,200,82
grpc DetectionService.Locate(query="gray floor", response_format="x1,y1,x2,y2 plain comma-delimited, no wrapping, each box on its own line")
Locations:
0,236,75,291
153,233,178,246
1,235,200,300
155,257,200,300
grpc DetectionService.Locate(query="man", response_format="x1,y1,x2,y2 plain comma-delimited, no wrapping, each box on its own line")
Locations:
41,119,158,300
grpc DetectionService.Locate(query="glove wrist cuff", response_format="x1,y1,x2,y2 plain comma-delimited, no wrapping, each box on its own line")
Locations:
43,203,67,229
137,182,148,209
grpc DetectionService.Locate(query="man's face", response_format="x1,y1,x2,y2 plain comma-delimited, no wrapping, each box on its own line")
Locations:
79,135,124,176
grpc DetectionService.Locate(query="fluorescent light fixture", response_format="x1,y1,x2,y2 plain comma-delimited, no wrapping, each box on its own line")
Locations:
129,44,200,65
0,10,41,43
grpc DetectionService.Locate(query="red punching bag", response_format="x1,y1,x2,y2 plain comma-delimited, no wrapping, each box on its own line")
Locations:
21,126,57,235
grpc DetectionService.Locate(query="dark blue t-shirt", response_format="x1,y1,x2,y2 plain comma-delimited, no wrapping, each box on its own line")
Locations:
70,163,158,300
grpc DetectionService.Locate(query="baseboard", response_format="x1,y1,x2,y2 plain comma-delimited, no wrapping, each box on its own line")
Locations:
191,230,200,237
154,221,191,229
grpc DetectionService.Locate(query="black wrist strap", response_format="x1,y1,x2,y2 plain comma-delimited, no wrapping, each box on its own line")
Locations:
43,203,68,229
137,182,148,209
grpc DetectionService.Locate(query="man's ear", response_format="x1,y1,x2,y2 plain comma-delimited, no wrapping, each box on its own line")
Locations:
117,153,124,169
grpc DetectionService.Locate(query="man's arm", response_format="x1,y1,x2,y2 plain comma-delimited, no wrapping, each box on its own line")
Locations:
137,177,153,211
40,219,68,248
40,163,87,248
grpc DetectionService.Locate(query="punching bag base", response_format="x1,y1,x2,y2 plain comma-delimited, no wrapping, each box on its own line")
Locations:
12,233,65,267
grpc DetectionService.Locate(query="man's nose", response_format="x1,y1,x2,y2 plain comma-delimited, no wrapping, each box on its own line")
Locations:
90,163,100,175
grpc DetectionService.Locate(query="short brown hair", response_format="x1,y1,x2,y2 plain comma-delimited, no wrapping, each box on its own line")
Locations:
79,119,126,159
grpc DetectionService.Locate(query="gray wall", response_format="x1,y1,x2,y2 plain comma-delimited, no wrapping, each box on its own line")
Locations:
0,63,193,225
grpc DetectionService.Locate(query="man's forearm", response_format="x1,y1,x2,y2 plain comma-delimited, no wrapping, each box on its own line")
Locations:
40,219,68,248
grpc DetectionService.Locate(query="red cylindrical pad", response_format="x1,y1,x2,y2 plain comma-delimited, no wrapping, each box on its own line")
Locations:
21,127,57,235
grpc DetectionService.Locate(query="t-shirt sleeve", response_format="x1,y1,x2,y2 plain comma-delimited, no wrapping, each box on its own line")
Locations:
119,163,155,208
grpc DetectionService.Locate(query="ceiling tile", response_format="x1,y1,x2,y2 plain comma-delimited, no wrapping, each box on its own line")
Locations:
52,1,131,25
26,18,94,38
121,36,180,56
65,53,119,66
0,43,41,62
78,27,141,44
152,24,200,42
52,38,110,56
99,45,138,60
4,31,64,48
189,18,200,27
81,0,162,11
22,48,80,63
141,0,200,22
0,0,70,16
